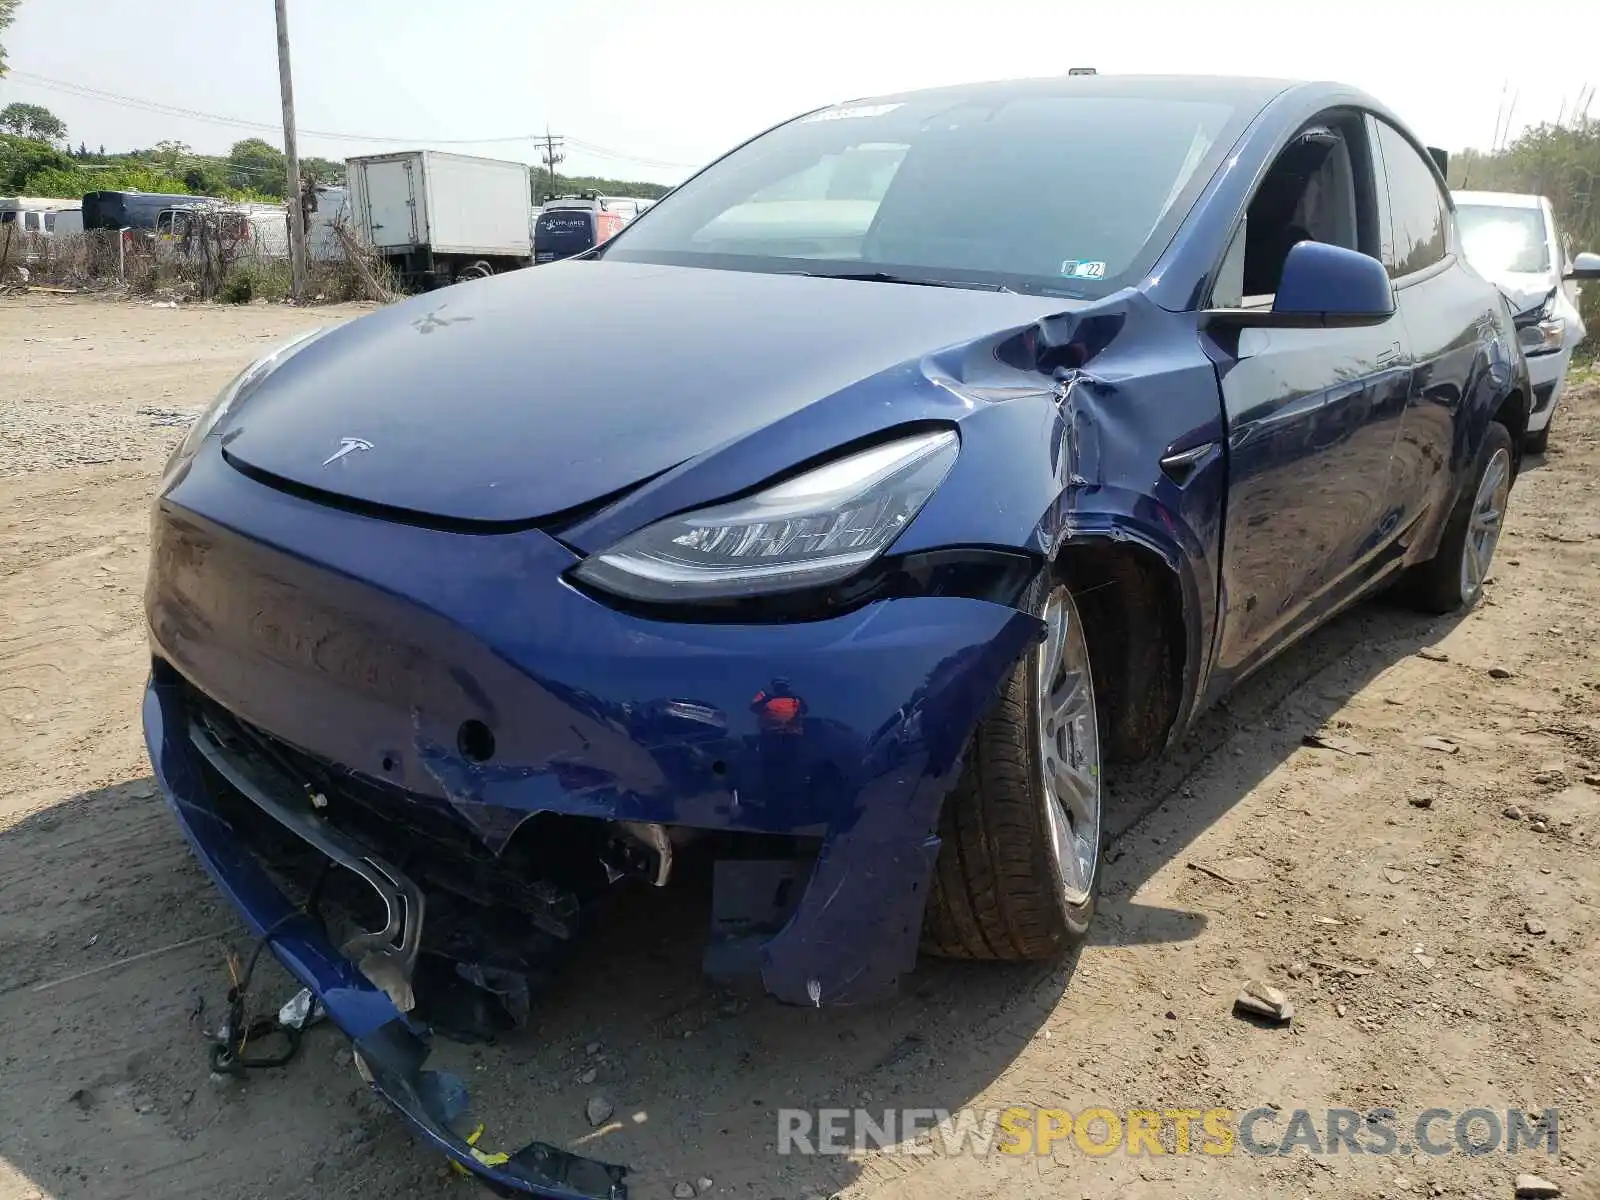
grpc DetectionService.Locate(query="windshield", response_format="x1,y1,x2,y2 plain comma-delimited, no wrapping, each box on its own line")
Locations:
1456,204,1551,275
599,91,1244,295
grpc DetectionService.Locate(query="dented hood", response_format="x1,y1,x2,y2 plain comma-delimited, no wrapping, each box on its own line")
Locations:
222,261,1066,523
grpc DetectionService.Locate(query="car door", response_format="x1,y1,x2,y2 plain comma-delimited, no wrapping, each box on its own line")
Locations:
1205,111,1413,691
1368,117,1487,540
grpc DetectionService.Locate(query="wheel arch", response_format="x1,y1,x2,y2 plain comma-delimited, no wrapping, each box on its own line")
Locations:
1048,523,1207,762
1492,385,1528,478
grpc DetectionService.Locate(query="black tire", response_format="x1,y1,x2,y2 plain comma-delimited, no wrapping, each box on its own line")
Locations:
1402,421,1515,615
454,260,494,283
1524,420,1550,456
923,577,1100,960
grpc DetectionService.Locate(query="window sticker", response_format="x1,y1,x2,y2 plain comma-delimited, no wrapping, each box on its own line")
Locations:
800,103,903,123
1060,259,1107,279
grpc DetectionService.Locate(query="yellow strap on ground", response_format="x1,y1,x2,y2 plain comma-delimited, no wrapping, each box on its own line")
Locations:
449,1123,510,1174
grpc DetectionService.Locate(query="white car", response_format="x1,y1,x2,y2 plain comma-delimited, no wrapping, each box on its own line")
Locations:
1454,190,1589,452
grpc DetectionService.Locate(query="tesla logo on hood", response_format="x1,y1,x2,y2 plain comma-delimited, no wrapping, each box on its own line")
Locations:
322,437,373,467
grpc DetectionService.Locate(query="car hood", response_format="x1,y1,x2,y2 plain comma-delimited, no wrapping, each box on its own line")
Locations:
1479,268,1559,315
222,261,1067,523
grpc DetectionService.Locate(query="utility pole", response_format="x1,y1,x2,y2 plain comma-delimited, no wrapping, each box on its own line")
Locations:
275,0,309,301
540,127,565,202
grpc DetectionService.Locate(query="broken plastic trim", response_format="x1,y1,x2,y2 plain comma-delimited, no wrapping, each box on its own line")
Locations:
146,677,630,1197
189,717,424,1011
354,1021,629,1199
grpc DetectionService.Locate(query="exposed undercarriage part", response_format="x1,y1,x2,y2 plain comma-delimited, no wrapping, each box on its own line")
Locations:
175,681,824,1196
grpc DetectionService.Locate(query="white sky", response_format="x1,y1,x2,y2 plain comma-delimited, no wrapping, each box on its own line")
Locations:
3,0,1595,185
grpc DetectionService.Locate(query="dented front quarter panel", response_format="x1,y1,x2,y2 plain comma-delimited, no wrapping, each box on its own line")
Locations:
890,290,1229,740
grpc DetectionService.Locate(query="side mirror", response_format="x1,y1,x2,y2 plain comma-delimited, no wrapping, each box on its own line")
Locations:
1203,241,1395,329
1565,251,1600,281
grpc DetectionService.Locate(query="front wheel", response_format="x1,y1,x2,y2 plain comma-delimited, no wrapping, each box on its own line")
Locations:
1402,421,1514,614
923,578,1102,960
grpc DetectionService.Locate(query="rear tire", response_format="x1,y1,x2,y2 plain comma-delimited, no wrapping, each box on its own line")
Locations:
923,577,1101,960
454,260,494,283
1524,420,1550,456
1402,421,1514,614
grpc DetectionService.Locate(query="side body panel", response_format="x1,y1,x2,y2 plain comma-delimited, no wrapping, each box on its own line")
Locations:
419,151,533,257
1206,319,1412,688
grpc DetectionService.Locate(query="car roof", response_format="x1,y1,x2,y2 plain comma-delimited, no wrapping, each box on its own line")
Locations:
844,72,1304,111
1452,190,1547,209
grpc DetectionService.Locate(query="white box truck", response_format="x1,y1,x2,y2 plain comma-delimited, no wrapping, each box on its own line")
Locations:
346,150,532,290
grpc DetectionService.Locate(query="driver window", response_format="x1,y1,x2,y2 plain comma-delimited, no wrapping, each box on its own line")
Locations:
1213,112,1380,308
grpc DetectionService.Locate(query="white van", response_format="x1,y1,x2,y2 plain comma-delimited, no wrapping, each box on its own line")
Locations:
155,203,292,261
0,196,79,235
48,208,83,235
1454,190,1592,453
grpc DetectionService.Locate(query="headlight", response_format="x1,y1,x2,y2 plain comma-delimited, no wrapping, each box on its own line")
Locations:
572,429,960,603
173,326,329,464
1519,316,1565,355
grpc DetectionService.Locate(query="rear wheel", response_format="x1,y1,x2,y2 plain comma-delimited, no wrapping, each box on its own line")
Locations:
1403,422,1514,614
1524,418,1551,456
455,260,494,283
924,578,1101,959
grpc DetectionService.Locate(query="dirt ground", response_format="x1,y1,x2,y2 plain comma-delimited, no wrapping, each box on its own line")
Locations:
3,293,1599,1200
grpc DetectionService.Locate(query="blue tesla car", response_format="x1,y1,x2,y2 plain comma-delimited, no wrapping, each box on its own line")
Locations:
144,74,1577,1194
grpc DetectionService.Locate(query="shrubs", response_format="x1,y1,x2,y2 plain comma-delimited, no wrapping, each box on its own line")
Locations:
3,222,396,307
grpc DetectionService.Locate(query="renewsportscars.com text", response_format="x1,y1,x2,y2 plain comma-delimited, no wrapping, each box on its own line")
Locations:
777,1106,1559,1158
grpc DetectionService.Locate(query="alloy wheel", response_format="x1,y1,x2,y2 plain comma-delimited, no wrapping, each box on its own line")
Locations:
1460,447,1511,603
1036,584,1102,907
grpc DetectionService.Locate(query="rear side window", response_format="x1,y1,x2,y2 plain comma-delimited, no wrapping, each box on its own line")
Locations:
1373,120,1448,278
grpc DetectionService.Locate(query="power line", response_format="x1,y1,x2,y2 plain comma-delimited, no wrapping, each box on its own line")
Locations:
7,69,699,167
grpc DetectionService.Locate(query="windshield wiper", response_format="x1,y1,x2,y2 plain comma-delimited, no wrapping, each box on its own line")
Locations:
791,269,1014,293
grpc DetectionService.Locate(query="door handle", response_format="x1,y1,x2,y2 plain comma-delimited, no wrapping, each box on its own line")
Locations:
1374,341,1403,366
1159,442,1216,486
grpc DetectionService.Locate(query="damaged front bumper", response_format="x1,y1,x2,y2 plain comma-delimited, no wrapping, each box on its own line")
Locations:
145,676,628,1198
146,454,1043,1008
142,451,1047,1192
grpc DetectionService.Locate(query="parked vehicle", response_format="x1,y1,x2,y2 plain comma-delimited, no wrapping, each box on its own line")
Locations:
346,150,531,288
145,74,1590,1192
155,202,291,261
48,207,83,235
0,197,81,265
1454,190,1591,453
532,194,646,262
304,185,349,262
82,190,220,232
0,195,78,234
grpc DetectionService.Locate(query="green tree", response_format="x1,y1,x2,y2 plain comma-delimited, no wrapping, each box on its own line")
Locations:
0,131,68,191
301,155,345,187
0,0,20,78
151,138,191,173
226,137,286,196
0,101,66,142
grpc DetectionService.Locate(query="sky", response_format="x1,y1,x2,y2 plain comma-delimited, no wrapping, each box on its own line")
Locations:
2,0,1595,186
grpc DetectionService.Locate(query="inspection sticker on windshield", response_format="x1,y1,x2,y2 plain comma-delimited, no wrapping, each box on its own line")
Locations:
1060,259,1107,279
801,102,902,122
